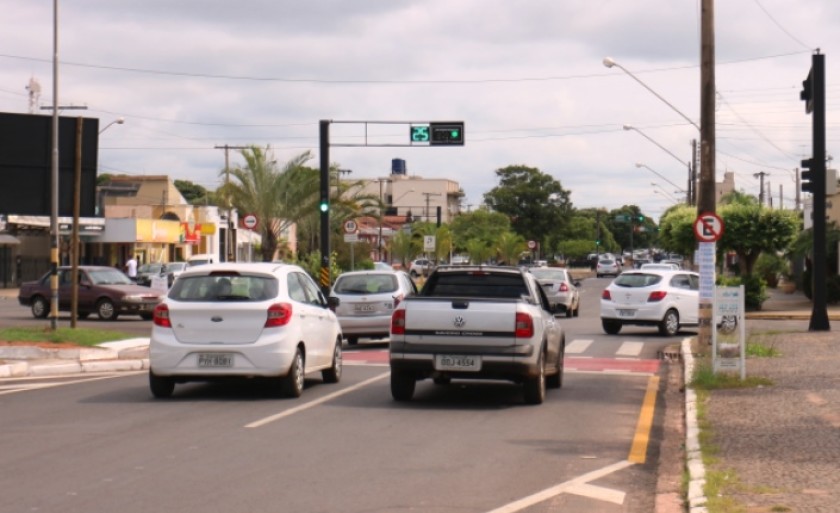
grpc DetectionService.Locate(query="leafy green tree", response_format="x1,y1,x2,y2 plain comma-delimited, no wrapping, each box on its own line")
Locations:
175,179,217,205
450,208,511,251
483,165,573,243
718,203,800,275
658,205,697,257
390,230,419,268
606,206,655,252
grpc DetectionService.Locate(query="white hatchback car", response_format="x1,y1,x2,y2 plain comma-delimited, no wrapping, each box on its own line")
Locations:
149,262,343,398
330,270,417,345
600,269,699,336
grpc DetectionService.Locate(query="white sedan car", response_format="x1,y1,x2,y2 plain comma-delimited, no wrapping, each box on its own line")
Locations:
149,263,343,398
600,269,699,336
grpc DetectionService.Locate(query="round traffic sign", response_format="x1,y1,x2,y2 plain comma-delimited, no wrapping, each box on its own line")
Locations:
343,219,358,234
693,212,724,242
243,213,258,230
527,240,537,250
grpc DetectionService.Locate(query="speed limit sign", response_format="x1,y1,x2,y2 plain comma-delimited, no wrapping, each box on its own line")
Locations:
343,220,358,234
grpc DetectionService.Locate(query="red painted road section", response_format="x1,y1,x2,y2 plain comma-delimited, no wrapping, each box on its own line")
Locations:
343,350,660,374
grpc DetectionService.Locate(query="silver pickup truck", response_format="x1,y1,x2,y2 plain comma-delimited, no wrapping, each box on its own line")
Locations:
389,265,565,404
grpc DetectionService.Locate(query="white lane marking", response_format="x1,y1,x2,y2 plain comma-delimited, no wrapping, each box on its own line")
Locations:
245,372,390,428
566,482,626,504
616,341,644,357
0,373,136,396
484,460,634,513
565,339,593,354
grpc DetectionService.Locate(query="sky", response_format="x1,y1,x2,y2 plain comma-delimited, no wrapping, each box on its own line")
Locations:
2,0,838,220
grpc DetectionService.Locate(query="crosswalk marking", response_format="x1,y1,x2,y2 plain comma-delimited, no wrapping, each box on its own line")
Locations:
565,339,593,354
616,341,644,357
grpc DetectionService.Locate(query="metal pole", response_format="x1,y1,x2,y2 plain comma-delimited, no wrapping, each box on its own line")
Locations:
49,0,60,331
318,120,331,296
809,52,830,331
70,117,82,328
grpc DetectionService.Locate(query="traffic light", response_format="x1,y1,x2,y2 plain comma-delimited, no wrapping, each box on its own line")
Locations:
430,122,465,146
319,199,329,213
595,239,601,246
801,158,816,194
637,215,645,222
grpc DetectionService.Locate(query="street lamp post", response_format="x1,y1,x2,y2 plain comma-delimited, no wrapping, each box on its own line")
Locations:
625,126,693,205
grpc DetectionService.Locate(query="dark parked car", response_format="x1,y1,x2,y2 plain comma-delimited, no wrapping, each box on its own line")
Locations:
135,263,166,287
18,266,164,321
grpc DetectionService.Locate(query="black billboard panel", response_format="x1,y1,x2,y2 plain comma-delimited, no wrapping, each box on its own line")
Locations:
0,112,99,217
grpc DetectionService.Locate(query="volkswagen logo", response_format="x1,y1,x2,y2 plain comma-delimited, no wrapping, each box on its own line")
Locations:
453,316,465,327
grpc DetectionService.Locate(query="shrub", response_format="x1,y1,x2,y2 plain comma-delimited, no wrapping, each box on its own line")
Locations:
717,274,768,311
754,253,787,288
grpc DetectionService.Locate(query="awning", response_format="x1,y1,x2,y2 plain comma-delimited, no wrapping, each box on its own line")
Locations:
0,234,21,245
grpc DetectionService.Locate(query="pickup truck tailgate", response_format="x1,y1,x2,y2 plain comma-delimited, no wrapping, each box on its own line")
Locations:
401,298,518,348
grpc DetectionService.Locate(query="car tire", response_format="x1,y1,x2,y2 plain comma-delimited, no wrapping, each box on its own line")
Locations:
410,270,419,278
565,306,573,318
573,304,580,317
321,340,343,384
523,349,546,405
149,371,174,398
96,298,118,321
659,309,680,337
281,348,305,398
602,319,622,335
77,312,90,320
390,370,416,401
31,296,49,319
546,341,564,389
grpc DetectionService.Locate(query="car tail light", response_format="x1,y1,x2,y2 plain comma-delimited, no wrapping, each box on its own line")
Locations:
648,291,667,302
153,303,171,328
391,309,406,335
559,283,569,292
602,289,612,300
265,303,293,327
514,312,534,338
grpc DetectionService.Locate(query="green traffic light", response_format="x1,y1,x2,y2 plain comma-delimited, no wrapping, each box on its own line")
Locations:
320,202,329,213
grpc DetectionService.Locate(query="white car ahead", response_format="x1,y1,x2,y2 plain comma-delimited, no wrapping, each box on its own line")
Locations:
149,262,343,398
600,269,699,336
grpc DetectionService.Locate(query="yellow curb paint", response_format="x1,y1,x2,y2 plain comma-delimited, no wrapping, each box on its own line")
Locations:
628,375,660,464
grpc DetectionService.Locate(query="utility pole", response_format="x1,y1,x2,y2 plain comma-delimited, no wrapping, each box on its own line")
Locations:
422,192,442,222
691,139,698,206
697,0,717,348
215,144,247,262
753,171,768,206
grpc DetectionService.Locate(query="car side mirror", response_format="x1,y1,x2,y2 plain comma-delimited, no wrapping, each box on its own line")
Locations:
327,296,340,310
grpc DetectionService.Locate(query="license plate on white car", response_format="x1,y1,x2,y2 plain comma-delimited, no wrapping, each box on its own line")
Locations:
198,353,234,368
435,354,481,372
353,304,376,312
617,309,635,318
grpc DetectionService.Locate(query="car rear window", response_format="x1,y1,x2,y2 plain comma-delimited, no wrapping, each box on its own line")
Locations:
599,260,615,265
421,272,529,299
613,273,663,288
531,269,567,280
334,274,398,294
168,275,278,301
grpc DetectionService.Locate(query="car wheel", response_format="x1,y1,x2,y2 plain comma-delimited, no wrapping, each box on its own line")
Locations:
602,319,622,335
410,271,419,278
96,298,118,321
346,336,359,346
523,349,546,405
596,273,602,278
565,306,573,318
149,371,174,398
281,348,305,398
31,296,49,319
321,340,343,384
659,309,680,337
573,304,580,317
546,340,564,389
390,370,416,401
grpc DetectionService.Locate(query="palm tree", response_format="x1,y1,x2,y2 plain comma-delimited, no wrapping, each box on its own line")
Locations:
496,231,527,265
222,146,313,261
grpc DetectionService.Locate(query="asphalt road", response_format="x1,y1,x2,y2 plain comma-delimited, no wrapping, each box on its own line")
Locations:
0,277,683,513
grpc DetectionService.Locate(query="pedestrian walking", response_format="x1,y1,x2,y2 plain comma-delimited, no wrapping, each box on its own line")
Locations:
125,255,138,281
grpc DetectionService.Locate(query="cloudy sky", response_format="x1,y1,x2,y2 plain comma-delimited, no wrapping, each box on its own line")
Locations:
2,0,838,219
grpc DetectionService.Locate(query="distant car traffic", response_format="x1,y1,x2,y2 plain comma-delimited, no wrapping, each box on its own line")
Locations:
330,270,417,345
148,262,343,399
528,267,581,317
409,258,433,277
600,269,699,336
596,259,621,278
18,266,164,321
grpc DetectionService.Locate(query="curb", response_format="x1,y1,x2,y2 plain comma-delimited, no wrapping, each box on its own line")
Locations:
0,358,149,378
682,337,708,512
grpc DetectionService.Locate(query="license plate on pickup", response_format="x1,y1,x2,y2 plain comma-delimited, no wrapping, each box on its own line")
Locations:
198,353,234,368
435,354,481,372
617,309,635,318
